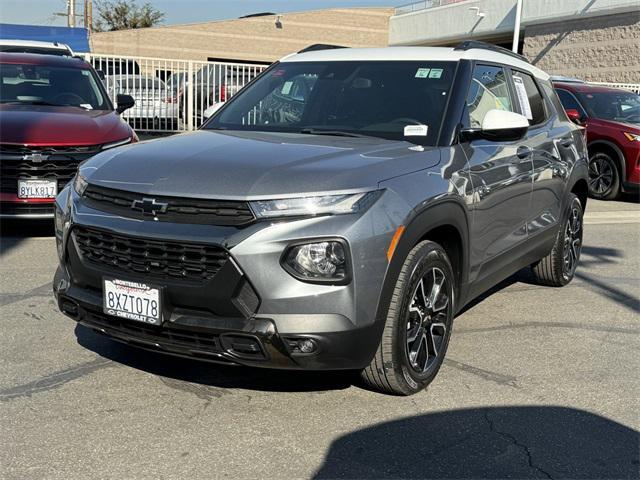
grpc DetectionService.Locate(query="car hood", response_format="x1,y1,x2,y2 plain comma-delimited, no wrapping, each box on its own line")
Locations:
81,130,441,199
588,117,640,132
0,104,132,146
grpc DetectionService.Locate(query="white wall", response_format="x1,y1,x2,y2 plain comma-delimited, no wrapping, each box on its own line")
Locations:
389,0,640,46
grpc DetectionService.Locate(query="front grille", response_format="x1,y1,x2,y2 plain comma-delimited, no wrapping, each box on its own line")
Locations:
72,226,229,282
0,202,54,216
82,184,255,226
83,308,222,352
0,144,100,194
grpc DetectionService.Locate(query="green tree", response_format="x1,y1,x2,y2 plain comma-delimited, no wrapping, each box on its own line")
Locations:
94,0,165,32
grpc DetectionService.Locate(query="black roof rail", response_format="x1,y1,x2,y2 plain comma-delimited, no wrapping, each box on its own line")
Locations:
454,40,530,64
297,44,347,54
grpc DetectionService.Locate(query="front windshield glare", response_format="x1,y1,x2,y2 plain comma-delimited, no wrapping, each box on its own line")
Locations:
205,61,456,145
578,91,640,124
0,63,108,110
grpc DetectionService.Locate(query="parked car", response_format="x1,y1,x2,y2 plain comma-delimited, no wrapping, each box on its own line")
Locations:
113,75,178,130
0,52,136,218
0,39,74,56
54,42,588,395
554,82,640,199
179,64,252,124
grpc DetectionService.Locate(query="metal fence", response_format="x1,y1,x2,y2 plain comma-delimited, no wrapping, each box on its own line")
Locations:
591,82,640,94
85,54,267,133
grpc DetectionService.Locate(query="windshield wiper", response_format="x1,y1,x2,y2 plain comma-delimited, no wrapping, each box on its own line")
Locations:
299,128,369,138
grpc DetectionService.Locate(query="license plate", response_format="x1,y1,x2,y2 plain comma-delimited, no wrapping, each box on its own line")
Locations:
103,278,162,325
18,179,58,199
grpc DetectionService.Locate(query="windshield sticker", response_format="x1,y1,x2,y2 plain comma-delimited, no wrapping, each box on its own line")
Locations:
428,68,443,79
415,68,431,78
281,81,293,95
404,124,428,137
512,75,533,120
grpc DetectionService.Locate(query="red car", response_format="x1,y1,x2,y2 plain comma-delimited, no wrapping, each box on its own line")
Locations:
0,52,136,218
554,82,640,200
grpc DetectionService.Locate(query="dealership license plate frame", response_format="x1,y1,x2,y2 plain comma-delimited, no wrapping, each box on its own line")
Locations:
103,278,163,325
17,179,58,199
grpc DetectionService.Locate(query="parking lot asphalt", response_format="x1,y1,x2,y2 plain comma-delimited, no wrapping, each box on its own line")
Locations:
1,197,638,479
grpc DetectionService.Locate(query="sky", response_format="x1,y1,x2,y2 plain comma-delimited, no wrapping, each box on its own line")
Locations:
0,0,397,27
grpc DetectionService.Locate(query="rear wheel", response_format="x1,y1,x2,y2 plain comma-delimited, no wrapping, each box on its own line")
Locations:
531,193,583,287
361,241,454,395
588,152,620,200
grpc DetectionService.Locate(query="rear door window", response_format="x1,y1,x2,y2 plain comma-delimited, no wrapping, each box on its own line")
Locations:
511,70,547,125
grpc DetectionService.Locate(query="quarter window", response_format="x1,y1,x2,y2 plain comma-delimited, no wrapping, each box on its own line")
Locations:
511,71,546,125
466,65,514,128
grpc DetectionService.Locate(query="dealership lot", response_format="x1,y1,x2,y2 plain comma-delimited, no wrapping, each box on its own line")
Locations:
1,198,638,479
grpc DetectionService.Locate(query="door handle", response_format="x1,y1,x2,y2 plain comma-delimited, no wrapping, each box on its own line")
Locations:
516,145,532,160
560,138,574,148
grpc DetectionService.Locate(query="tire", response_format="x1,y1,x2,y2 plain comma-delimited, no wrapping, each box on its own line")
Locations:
588,152,621,200
361,241,455,395
531,193,584,287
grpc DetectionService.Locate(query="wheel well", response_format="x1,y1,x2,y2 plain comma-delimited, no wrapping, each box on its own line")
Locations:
419,225,463,287
571,179,588,211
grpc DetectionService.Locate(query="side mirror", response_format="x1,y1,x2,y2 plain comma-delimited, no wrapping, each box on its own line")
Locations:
565,108,584,125
461,109,529,142
115,94,135,114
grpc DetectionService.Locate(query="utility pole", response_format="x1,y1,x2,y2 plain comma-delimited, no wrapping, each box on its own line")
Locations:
84,0,93,32
68,0,76,27
512,0,523,53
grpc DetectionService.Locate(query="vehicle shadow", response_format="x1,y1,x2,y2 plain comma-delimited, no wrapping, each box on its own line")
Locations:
313,406,639,479
0,219,54,257
74,324,356,393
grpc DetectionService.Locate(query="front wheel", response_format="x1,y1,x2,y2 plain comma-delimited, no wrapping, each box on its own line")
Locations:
361,241,455,395
588,152,620,200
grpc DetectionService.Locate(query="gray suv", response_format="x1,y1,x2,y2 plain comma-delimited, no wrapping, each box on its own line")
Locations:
53,42,588,395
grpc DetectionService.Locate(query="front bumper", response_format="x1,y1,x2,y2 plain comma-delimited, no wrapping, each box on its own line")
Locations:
54,266,380,370
53,184,408,371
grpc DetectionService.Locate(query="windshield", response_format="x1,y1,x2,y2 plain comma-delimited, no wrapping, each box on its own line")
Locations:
0,63,111,110
577,90,640,125
204,61,456,145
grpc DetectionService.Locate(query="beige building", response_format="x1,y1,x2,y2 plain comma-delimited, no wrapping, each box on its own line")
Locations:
90,7,394,64
390,0,639,83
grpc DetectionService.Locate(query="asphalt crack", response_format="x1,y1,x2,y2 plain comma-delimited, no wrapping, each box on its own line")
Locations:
484,411,554,479
0,358,112,401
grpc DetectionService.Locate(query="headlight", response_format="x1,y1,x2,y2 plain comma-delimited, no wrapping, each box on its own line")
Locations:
282,240,350,284
250,191,379,219
623,132,640,142
101,137,132,150
73,173,88,196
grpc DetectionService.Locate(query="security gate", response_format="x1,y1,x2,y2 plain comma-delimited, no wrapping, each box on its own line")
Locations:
85,54,267,132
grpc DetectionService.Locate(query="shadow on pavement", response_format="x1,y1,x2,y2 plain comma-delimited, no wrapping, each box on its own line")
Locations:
0,219,54,257
313,406,639,479
74,324,356,393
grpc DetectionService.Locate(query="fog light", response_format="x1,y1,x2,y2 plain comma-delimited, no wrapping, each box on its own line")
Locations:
283,240,349,283
299,339,316,354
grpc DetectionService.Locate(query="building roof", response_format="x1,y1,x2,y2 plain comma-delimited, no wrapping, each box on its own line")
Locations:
0,52,90,68
282,46,550,80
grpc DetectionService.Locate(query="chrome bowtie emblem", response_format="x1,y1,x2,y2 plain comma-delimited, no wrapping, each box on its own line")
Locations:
131,197,169,216
23,153,49,163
